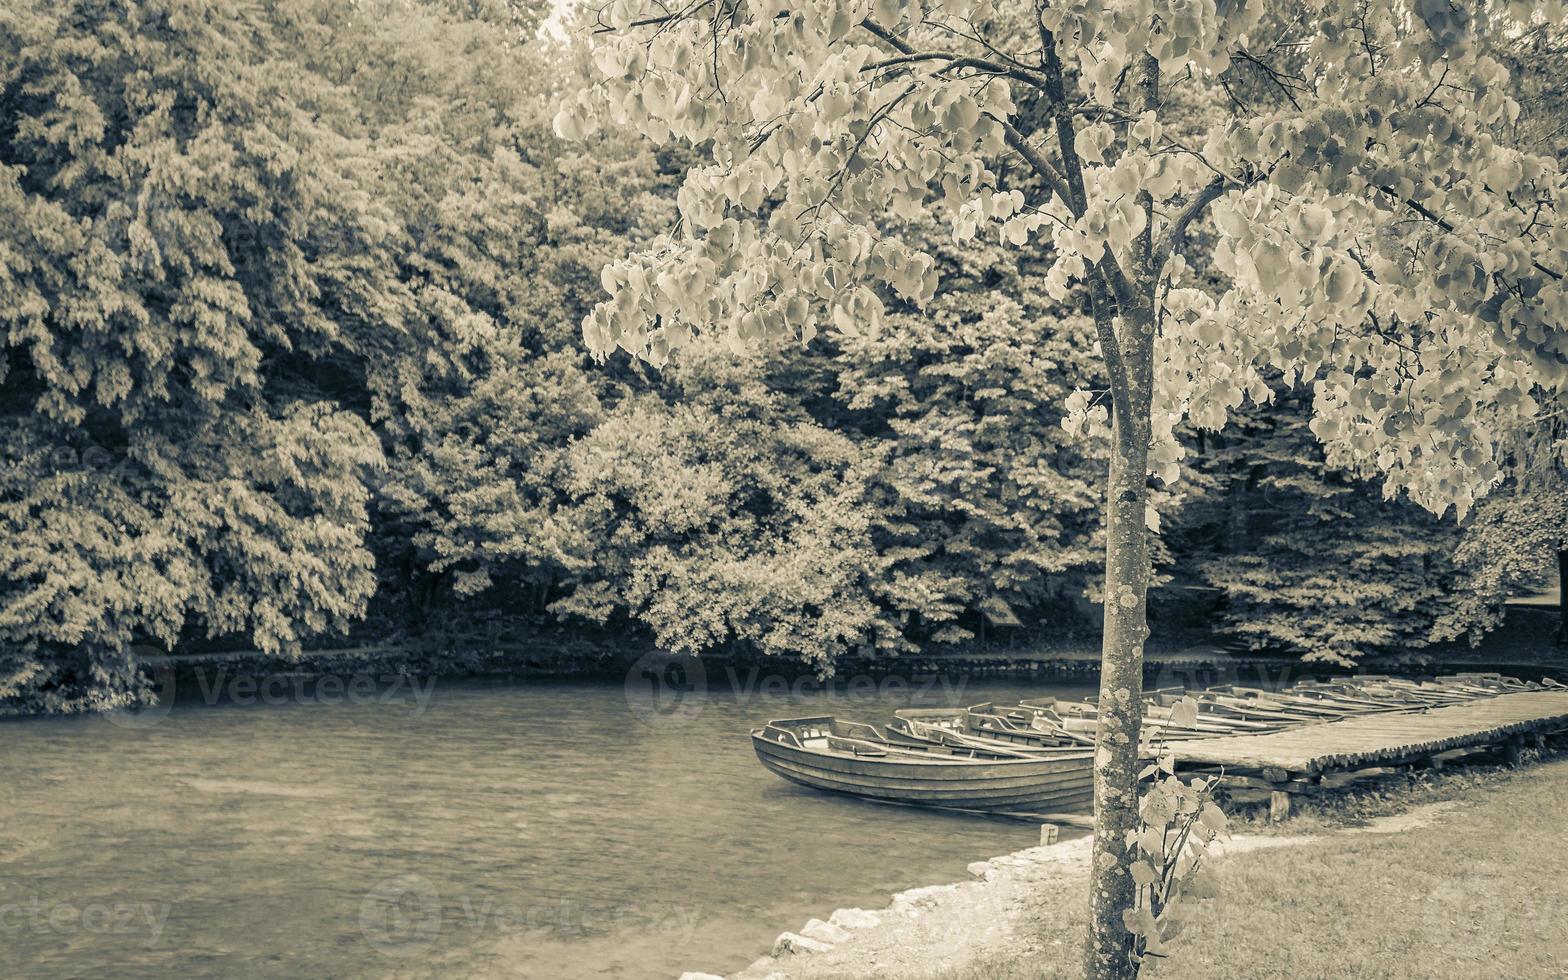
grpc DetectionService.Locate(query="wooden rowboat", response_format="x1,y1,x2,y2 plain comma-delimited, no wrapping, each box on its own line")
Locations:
962,702,1099,746
1037,693,1284,740
881,708,972,750
887,708,1093,755
752,675,1554,817
751,717,1095,812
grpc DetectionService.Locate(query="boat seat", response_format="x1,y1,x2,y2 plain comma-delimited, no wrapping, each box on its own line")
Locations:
826,737,887,757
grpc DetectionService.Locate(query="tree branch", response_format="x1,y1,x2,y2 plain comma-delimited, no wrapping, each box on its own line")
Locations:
1377,185,1564,283
865,15,1140,320
1036,17,1137,418
1086,271,1134,432
1155,176,1232,267
989,113,1074,210
859,18,915,55
594,0,726,34
1230,48,1305,111
864,50,1056,97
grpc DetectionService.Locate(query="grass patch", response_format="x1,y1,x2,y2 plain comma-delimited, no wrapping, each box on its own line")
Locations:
906,750,1568,980
1146,755,1568,979
1220,747,1560,836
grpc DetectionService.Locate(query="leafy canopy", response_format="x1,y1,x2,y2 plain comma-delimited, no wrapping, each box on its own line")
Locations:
560,0,1568,516
0,0,392,708
1182,386,1463,664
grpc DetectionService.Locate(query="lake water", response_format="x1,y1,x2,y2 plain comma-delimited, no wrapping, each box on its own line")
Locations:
0,663,1101,979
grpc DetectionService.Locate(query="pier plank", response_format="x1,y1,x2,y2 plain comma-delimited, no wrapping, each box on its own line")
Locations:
1170,691,1568,775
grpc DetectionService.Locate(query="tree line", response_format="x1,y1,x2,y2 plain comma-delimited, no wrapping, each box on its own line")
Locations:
1,0,1562,714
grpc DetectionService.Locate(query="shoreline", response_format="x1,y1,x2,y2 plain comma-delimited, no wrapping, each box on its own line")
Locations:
711,800,1470,980
698,820,1300,980
6,605,1564,718
717,833,1104,980
5,644,1563,720
82,638,1568,687
692,750,1566,980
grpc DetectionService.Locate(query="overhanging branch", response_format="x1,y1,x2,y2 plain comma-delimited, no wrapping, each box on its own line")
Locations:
990,113,1074,211
1155,176,1232,266
864,51,1056,97
1378,185,1564,283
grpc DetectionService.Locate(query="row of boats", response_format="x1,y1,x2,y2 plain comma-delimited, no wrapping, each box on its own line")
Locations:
749,672,1562,814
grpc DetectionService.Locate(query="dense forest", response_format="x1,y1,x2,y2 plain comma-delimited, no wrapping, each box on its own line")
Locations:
1,0,1563,713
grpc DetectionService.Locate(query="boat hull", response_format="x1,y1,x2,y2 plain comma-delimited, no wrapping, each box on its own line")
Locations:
751,729,1094,812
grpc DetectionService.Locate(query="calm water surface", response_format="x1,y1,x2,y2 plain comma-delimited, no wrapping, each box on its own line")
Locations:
1,669,1101,979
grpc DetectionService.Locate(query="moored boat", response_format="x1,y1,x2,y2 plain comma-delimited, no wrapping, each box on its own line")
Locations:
1037,692,1285,740
749,674,1553,817
887,707,1094,754
751,717,1095,812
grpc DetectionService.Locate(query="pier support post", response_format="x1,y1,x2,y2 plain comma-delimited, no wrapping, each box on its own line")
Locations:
1269,790,1292,823
1503,735,1525,767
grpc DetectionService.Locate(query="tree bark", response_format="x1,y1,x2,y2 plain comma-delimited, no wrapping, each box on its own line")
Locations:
1557,547,1567,647
1083,52,1159,980
1082,357,1155,979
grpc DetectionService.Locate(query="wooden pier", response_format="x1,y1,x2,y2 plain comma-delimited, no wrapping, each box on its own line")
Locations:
1169,689,1568,819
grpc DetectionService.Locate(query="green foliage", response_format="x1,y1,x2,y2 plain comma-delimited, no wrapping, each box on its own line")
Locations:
1124,758,1228,969
1436,476,1568,645
548,366,893,665
339,1,676,623
827,221,1107,642
1179,389,1463,665
0,0,388,708
565,0,1568,519
336,9,1119,657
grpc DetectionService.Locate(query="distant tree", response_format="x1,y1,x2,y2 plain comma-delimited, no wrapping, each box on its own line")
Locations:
560,2,1568,974
824,218,1109,642
1436,443,1568,648
306,0,677,628
1181,388,1462,664
0,0,393,710
548,357,894,665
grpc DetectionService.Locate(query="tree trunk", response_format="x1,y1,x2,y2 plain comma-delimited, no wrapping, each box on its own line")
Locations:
1557,547,1567,648
1082,314,1155,980
1083,52,1159,980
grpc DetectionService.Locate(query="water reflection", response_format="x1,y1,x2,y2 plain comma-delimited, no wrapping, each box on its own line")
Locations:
2,670,1103,978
